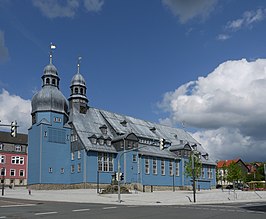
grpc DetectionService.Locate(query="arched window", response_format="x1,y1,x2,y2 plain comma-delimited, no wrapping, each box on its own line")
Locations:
75,88,78,94
80,88,84,95
46,78,50,84
52,79,56,85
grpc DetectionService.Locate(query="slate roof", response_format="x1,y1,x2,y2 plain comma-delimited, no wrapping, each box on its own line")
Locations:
72,106,216,165
0,131,28,145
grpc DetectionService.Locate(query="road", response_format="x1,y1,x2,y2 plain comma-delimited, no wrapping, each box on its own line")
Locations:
0,198,265,219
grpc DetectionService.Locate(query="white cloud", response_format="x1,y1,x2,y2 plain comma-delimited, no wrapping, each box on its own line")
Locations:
162,0,217,23
216,34,230,41
226,8,266,31
32,0,104,18
158,59,266,161
32,0,80,18
84,0,104,12
0,89,31,134
0,30,9,63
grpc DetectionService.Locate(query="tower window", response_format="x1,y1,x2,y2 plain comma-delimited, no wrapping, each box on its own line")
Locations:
80,88,84,95
52,79,56,85
75,88,78,94
46,78,50,84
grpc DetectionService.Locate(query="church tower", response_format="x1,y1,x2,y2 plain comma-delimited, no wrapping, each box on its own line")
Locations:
68,57,88,115
28,45,71,187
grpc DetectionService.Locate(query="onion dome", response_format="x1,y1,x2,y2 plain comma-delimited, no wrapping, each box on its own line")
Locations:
31,86,68,115
69,57,88,104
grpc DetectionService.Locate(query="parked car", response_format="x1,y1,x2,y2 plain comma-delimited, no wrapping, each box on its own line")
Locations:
226,185,233,189
216,184,222,189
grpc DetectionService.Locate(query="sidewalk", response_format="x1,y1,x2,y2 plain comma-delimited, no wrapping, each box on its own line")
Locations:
2,187,266,206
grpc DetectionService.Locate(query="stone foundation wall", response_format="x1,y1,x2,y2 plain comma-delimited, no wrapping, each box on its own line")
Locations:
29,183,196,192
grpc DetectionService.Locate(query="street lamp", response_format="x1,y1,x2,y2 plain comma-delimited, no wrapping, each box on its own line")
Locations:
1,167,5,196
190,144,201,203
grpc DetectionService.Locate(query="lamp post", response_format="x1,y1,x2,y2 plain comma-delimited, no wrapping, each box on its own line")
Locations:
1,167,5,196
190,144,201,203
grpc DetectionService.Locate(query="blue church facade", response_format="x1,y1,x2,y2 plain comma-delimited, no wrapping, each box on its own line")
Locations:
28,53,216,190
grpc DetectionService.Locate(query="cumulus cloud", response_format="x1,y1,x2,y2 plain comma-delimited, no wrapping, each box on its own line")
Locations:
84,0,104,12
32,0,80,18
226,8,266,31
32,0,104,18
158,59,266,161
0,30,9,63
0,89,31,134
162,0,217,23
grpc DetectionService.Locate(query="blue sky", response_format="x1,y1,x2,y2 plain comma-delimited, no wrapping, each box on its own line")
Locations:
1,0,266,162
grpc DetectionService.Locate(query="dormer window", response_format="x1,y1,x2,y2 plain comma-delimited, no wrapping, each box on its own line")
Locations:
106,138,112,146
120,120,127,127
89,135,97,144
150,127,156,133
99,125,107,135
99,137,104,145
203,153,209,160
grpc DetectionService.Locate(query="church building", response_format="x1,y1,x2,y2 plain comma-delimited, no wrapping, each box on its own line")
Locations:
28,50,216,191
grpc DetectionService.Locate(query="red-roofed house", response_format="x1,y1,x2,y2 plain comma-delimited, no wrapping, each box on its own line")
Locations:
216,158,249,186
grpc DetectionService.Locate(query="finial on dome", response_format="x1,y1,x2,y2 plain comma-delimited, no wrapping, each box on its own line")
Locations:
77,56,82,74
49,43,56,64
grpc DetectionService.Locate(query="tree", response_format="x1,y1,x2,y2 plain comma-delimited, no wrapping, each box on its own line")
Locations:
227,162,246,185
185,153,202,179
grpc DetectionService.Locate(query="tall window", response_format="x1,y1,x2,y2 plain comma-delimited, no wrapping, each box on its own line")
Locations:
0,143,3,150
207,168,213,179
10,169,16,176
175,161,179,176
71,165,75,173
169,160,173,176
77,150,81,159
98,153,114,172
161,159,165,175
0,155,5,164
145,158,150,174
1,168,6,176
71,152,74,160
152,158,157,175
19,169,24,177
202,168,205,178
77,163,81,173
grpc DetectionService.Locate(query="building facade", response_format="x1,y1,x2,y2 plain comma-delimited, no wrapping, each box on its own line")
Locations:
28,54,216,190
0,131,28,187
217,158,249,186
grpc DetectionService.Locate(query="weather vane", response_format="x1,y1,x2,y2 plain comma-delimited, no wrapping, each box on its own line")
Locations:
49,42,56,64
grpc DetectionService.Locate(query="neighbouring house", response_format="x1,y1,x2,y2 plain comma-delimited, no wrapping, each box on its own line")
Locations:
0,131,28,187
216,158,249,186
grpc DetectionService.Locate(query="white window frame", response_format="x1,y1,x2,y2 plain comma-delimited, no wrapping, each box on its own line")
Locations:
161,159,165,175
10,169,16,176
175,161,179,176
169,160,173,176
77,150,81,159
15,145,21,152
77,163,81,173
71,152,74,161
132,154,137,162
11,156,24,165
71,165,75,173
0,155,5,164
19,169,25,177
152,158,157,175
0,143,3,150
98,152,114,172
60,168,64,174
145,158,150,174
48,167,53,173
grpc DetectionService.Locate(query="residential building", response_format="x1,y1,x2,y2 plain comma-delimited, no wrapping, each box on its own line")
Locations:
28,53,216,190
216,158,249,186
0,131,28,186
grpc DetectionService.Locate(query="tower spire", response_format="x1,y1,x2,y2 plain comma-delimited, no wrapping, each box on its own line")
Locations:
77,56,82,74
49,43,56,64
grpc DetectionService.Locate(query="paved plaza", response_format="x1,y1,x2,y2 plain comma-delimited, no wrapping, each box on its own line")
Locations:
2,187,266,205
